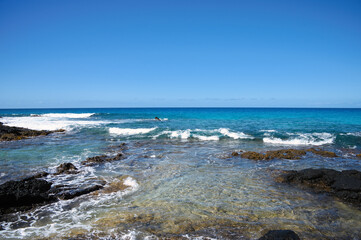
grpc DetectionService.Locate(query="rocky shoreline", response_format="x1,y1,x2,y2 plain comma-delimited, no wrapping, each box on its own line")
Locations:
0,122,65,141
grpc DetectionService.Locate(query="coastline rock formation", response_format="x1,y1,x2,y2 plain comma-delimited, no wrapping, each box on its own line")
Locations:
236,148,338,160
81,153,125,166
55,162,78,175
277,168,361,206
258,230,300,240
0,122,65,141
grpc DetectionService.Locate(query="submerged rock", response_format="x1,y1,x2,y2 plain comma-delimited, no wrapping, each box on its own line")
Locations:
306,148,338,158
81,153,125,166
55,162,78,175
0,178,55,212
0,122,65,141
258,230,300,240
278,168,361,205
240,149,306,160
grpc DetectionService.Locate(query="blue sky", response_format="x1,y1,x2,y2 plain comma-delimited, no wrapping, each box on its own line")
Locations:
0,0,360,108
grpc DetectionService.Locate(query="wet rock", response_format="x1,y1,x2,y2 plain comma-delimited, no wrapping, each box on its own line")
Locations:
240,149,306,160
22,171,49,181
258,230,300,240
278,168,361,205
93,176,132,195
356,153,361,158
231,151,240,156
0,178,55,211
0,122,65,141
306,148,338,158
55,162,78,175
81,153,125,166
240,151,265,160
265,149,306,160
55,184,104,200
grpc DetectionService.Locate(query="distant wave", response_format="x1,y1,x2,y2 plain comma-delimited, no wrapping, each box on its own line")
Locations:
263,133,335,146
109,127,157,135
36,113,95,118
217,128,254,139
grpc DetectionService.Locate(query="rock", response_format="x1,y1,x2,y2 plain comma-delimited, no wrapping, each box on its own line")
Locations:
278,168,361,205
81,153,125,166
55,163,78,175
306,148,338,157
0,178,55,211
231,151,240,156
23,172,49,181
356,153,361,158
55,184,104,200
240,149,306,160
0,122,65,141
265,149,306,160
258,230,300,240
93,175,132,195
240,151,265,160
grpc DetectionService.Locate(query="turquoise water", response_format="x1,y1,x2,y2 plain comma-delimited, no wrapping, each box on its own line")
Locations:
0,108,361,239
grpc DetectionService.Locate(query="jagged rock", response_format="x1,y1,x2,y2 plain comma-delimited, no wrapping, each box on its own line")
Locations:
0,178,55,211
54,184,104,200
23,172,49,181
306,148,338,157
278,168,361,205
258,230,300,240
55,162,78,175
231,151,240,156
0,122,65,141
81,153,125,166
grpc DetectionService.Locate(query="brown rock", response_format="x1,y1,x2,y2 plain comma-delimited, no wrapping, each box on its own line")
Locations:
55,163,78,175
240,151,265,160
307,148,338,157
265,149,306,160
81,153,125,166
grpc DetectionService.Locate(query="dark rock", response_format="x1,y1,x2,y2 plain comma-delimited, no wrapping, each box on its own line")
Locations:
0,178,54,210
306,148,338,158
23,172,49,181
81,153,125,166
240,149,306,161
55,163,78,175
278,168,361,205
259,230,300,240
57,185,103,200
231,151,240,156
0,122,65,141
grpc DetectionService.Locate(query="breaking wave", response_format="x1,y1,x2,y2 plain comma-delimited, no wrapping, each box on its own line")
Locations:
109,127,157,135
263,133,335,146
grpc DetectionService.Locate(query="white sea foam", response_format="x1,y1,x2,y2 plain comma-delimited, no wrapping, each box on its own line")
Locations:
109,127,157,135
263,133,335,146
194,135,220,141
169,129,191,139
39,113,95,118
341,132,361,137
1,116,106,131
260,129,277,133
217,128,254,139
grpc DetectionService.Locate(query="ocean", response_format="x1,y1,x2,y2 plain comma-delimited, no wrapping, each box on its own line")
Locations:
0,108,361,239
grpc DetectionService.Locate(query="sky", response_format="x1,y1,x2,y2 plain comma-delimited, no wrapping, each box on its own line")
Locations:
0,0,360,108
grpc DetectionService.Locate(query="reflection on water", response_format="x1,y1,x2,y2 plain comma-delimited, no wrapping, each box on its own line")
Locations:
1,140,361,239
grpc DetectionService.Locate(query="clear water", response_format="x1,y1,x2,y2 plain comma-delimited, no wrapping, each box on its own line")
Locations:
0,108,361,239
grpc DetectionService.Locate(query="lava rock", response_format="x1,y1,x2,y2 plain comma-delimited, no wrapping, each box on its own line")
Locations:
81,153,125,166
278,168,361,205
0,122,65,141
55,162,78,175
259,230,300,240
0,178,54,210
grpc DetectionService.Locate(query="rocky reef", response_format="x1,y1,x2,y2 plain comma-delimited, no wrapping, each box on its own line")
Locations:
277,168,361,206
81,153,125,166
0,122,65,141
235,148,338,160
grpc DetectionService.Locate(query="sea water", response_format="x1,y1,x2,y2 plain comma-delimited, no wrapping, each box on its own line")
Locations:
0,108,361,239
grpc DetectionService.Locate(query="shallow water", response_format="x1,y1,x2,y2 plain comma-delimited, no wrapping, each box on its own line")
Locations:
0,108,361,239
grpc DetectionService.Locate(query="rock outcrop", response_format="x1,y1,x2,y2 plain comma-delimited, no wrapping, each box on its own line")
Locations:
278,168,361,205
0,122,65,141
258,230,300,240
81,153,125,166
55,162,78,175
